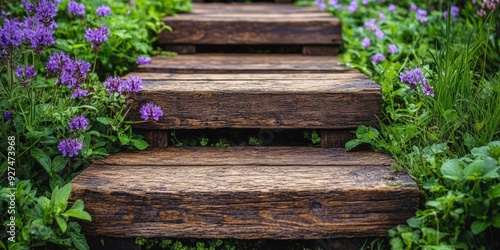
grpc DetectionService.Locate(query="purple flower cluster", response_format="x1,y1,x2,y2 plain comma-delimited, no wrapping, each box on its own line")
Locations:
84,25,110,51
68,0,85,16
47,51,91,91
68,114,89,132
477,0,499,17
444,6,460,19
361,37,371,48
315,0,327,11
58,138,83,157
0,0,57,55
371,53,385,64
96,5,111,17
388,4,396,13
140,102,164,121
399,67,434,97
388,44,398,54
103,75,142,94
136,56,152,65
15,65,37,80
415,9,428,23
71,88,88,99
348,0,358,14
364,18,377,31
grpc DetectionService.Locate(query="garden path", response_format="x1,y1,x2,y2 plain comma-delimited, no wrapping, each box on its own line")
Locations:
70,2,420,245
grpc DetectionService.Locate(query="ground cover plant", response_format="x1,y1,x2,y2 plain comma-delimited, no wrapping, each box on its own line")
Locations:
310,0,500,249
0,0,189,249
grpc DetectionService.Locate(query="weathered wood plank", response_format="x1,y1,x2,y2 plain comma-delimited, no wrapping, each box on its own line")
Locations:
134,129,169,147
135,54,350,74
159,4,342,45
126,73,380,129
70,147,419,239
320,129,356,148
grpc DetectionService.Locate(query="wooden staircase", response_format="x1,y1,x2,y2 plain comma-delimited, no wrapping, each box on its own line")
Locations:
70,2,419,246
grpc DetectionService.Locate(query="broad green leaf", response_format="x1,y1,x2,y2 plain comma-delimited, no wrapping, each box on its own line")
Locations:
96,117,114,125
69,199,85,211
118,133,130,145
489,183,500,198
51,156,68,173
471,220,490,235
64,209,91,221
70,231,90,250
132,139,149,150
389,238,403,250
441,159,463,180
31,148,52,176
54,183,72,211
471,146,492,158
56,216,68,233
345,139,362,151
482,167,500,179
464,159,485,177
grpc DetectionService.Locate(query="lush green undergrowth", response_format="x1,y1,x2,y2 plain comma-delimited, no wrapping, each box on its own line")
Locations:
0,0,189,249
312,0,500,249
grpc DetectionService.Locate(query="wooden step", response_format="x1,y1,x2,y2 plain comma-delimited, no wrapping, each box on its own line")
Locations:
127,55,380,130
160,3,341,55
70,147,419,239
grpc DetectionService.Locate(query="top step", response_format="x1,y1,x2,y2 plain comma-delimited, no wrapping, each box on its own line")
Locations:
159,3,342,53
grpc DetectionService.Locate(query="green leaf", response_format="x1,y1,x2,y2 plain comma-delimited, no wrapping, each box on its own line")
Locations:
54,183,72,211
118,133,130,145
492,213,500,228
441,159,463,181
51,156,69,173
464,159,485,178
31,148,52,176
482,167,500,180
56,216,68,233
131,139,149,150
96,117,114,125
64,209,91,221
69,199,85,211
389,238,404,250
489,183,500,198
471,220,490,235
70,231,90,250
345,139,362,151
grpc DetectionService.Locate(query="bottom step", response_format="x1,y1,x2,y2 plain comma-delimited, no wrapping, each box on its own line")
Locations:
70,147,419,239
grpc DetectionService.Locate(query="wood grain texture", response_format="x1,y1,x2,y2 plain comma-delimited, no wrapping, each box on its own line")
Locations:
163,45,196,54
135,54,351,74
70,147,419,239
126,72,380,129
320,129,356,148
134,129,169,147
159,3,342,45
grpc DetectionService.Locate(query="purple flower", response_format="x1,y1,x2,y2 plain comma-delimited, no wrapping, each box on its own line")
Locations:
59,59,91,88
68,114,89,132
136,56,151,65
348,0,358,14
361,37,371,48
388,44,398,54
328,0,341,8
421,83,434,97
96,5,111,17
315,0,327,11
68,1,85,16
103,76,122,94
24,22,55,53
371,53,385,64
58,138,83,157
399,67,427,85
36,0,58,26
22,0,35,13
3,111,12,121
15,65,37,80
84,25,110,51
46,51,71,76
362,0,369,5
375,29,385,39
364,18,377,31
416,9,428,23
71,88,88,99
0,19,26,50
444,6,459,19
379,12,386,20
120,76,142,93
409,3,418,12
140,102,164,121
388,4,396,13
